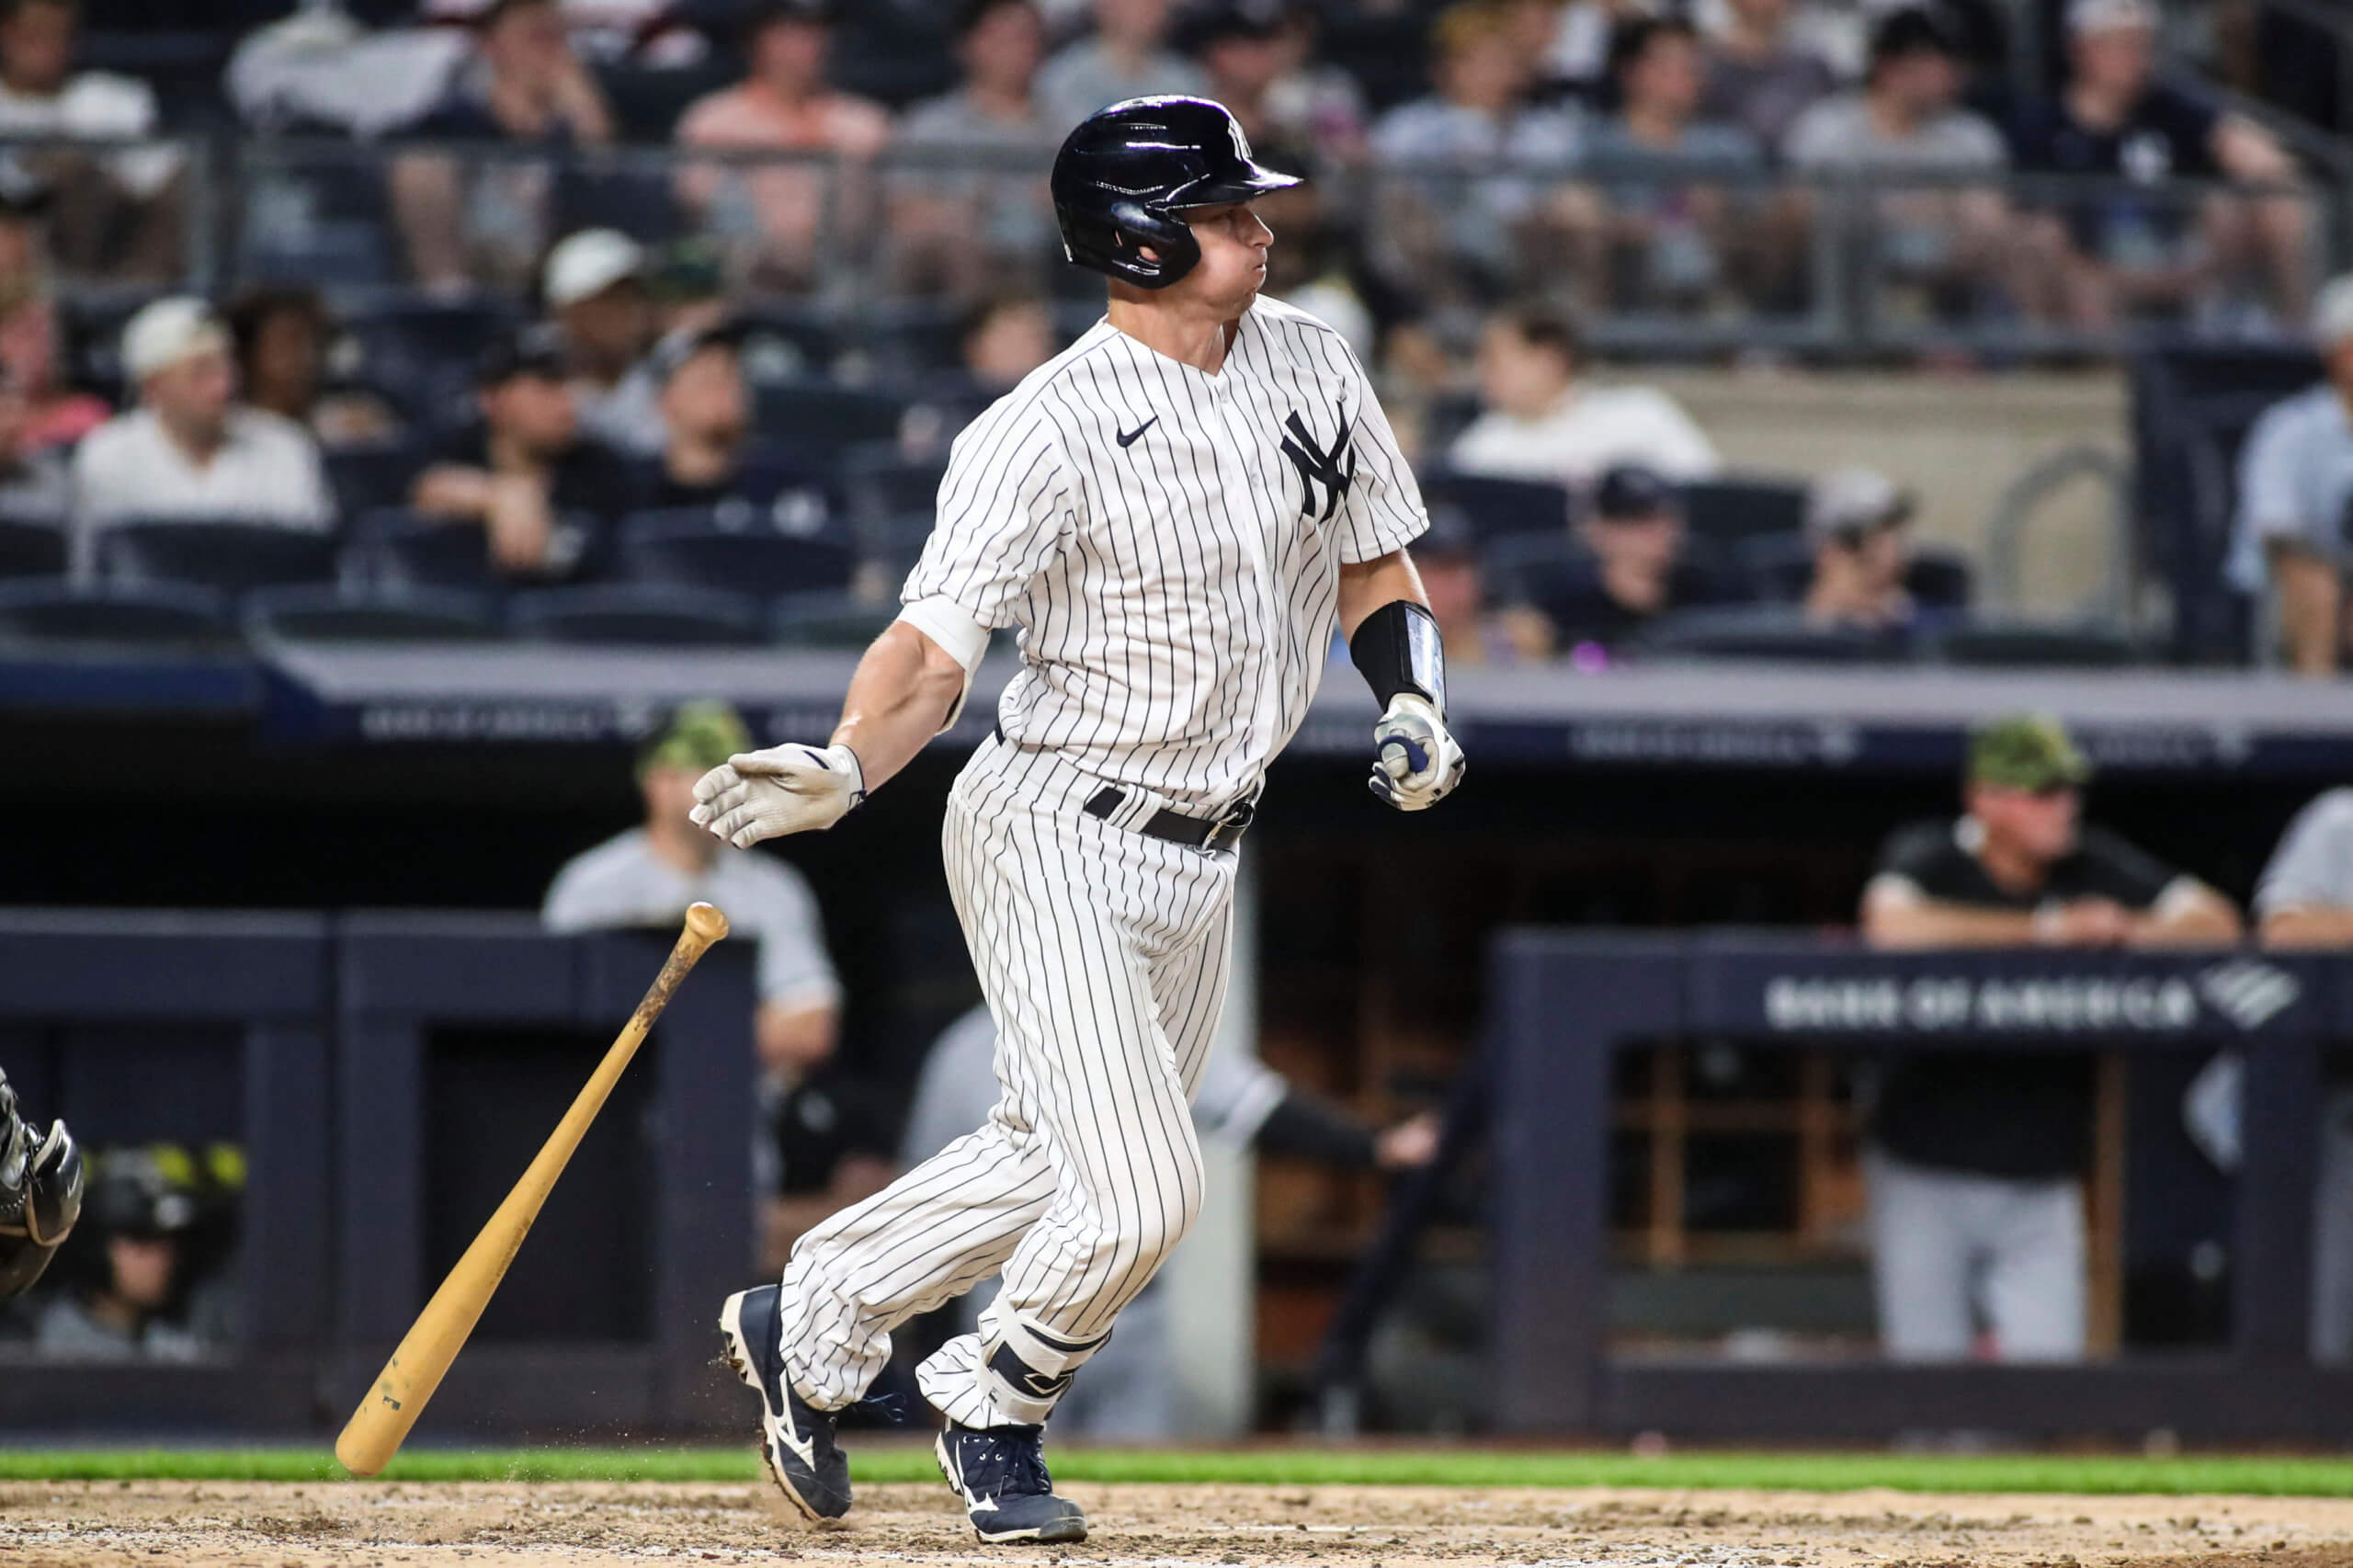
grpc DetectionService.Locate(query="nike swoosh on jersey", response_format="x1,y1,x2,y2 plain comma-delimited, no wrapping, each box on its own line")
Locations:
1116,416,1158,448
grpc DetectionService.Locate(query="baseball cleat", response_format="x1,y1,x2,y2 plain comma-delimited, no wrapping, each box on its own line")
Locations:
935,1421,1087,1544
718,1286,851,1522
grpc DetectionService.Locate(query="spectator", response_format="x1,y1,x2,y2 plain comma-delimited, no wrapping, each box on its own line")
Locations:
643,236,731,339
1587,16,1764,311
1256,1,1370,165
1784,7,2039,326
0,165,102,452
675,0,892,295
2251,787,2353,1360
1698,0,1836,151
1525,462,1724,653
410,323,633,580
420,0,709,68
2230,273,2353,676
1036,0,1209,128
902,1001,1438,1437
542,229,662,459
390,0,616,295
542,702,852,1273
1369,2,1589,304
1859,714,2240,1362
2009,0,2308,328
892,0,1061,298
639,324,829,532
70,298,333,576
0,364,70,530
1416,504,1550,665
1449,304,1718,484
1802,466,1920,634
222,287,402,450
961,290,1057,392
1190,0,1349,169
32,1153,214,1362
0,0,181,282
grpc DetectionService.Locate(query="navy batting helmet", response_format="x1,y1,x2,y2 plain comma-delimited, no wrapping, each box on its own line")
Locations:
1050,96,1303,290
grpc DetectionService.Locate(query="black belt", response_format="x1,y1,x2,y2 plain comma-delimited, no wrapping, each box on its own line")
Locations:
993,721,1255,852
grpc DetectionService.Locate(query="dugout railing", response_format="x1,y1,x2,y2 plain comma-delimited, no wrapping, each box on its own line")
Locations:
1469,934,2353,1439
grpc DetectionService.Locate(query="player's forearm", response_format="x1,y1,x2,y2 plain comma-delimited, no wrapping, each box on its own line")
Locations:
2262,907,2353,949
829,620,967,792
1336,550,1428,636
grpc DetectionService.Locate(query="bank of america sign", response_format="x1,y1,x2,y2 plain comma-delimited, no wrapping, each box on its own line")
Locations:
1763,960,2299,1035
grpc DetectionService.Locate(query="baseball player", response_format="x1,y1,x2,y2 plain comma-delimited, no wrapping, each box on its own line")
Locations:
0,1064,83,1301
699,95,1464,1544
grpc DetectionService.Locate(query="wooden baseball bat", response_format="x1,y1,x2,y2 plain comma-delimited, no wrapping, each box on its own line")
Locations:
335,902,731,1477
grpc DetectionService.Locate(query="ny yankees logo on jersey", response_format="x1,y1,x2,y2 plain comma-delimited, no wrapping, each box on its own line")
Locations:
1279,402,1355,522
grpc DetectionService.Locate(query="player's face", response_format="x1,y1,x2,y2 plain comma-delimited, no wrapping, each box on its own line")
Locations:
1175,200,1274,313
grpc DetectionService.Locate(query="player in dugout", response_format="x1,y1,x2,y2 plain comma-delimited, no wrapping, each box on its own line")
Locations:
0,1063,82,1301
1859,712,2239,1362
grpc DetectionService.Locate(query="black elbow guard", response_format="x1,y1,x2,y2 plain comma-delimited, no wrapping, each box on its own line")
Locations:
1348,598,1448,715
0,1070,83,1301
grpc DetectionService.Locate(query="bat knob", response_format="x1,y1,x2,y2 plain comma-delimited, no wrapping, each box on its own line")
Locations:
684,903,730,944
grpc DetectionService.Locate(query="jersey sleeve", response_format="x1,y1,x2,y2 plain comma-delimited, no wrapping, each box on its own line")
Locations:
2074,825,2183,909
901,399,1073,629
1322,331,1428,563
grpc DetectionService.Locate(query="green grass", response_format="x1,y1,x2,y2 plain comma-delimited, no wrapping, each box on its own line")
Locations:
6,1446,2353,1496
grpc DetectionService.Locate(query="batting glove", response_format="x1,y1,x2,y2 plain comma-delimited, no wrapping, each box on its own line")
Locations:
689,743,866,846
1369,694,1465,812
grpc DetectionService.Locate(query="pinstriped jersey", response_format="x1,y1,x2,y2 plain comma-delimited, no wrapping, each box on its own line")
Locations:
902,296,1428,814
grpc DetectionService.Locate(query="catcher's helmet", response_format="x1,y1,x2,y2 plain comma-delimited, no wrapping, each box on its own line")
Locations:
1051,96,1303,290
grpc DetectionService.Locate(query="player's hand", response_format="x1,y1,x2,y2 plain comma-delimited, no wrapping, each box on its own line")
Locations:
2035,896,2134,948
1368,694,1464,812
689,743,866,846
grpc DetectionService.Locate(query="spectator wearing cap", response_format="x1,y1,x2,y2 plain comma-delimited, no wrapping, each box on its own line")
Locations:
0,165,103,453
1859,714,2239,1363
1784,8,2044,329
69,298,333,578
1037,0,1209,130
2010,0,2307,329
1521,462,1725,653
411,324,633,580
223,287,402,452
1369,2,1588,304
1698,0,1836,152
0,0,182,283
542,229,663,459
1802,467,1922,634
1190,1,1356,169
391,0,617,295
2229,273,2353,676
675,0,892,295
639,325,828,530
1449,303,1718,487
891,0,1060,299
542,701,847,1267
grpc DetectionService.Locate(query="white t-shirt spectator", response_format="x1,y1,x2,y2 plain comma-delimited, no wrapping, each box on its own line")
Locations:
2229,382,2353,592
542,829,840,1012
1035,40,1207,128
2256,787,2353,921
1782,94,2006,172
1448,385,1721,485
69,405,332,574
0,71,180,197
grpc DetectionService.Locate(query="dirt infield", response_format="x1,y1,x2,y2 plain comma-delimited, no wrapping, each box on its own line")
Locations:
6,1477,2353,1567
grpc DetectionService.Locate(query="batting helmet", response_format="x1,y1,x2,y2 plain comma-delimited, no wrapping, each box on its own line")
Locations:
1050,96,1303,290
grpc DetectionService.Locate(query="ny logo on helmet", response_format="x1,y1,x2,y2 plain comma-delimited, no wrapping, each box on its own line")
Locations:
1280,403,1355,522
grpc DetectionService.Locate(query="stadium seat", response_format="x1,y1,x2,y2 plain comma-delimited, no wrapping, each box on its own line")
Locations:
1422,472,1571,541
1679,476,1808,549
1905,549,1974,608
771,590,899,648
0,517,65,579
859,301,968,378
1929,619,2144,668
618,510,855,596
756,382,913,452
1482,531,1582,609
1636,605,1894,664
324,443,420,521
507,584,767,646
841,443,949,526
97,520,340,595
0,579,230,650
360,510,493,590
737,311,846,384
242,585,501,644
1736,532,1813,601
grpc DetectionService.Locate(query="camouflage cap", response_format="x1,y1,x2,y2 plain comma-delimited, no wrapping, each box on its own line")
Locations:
1968,712,2091,790
638,701,752,778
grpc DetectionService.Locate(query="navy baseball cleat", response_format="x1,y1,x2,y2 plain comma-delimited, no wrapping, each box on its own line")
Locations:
935,1421,1087,1544
718,1286,851,1522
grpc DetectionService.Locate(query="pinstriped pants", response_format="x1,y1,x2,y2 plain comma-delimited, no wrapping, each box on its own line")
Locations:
776,732,1236,1426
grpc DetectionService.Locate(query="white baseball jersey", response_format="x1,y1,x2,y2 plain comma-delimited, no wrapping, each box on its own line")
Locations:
903,296,1428,814
768,298,1426,1434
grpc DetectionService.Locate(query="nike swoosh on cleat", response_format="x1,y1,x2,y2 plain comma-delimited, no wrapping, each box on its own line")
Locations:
1116,416,1158,448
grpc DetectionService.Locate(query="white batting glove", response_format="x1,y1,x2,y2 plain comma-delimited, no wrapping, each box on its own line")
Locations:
689,743,866,847
1369,695,1465,812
